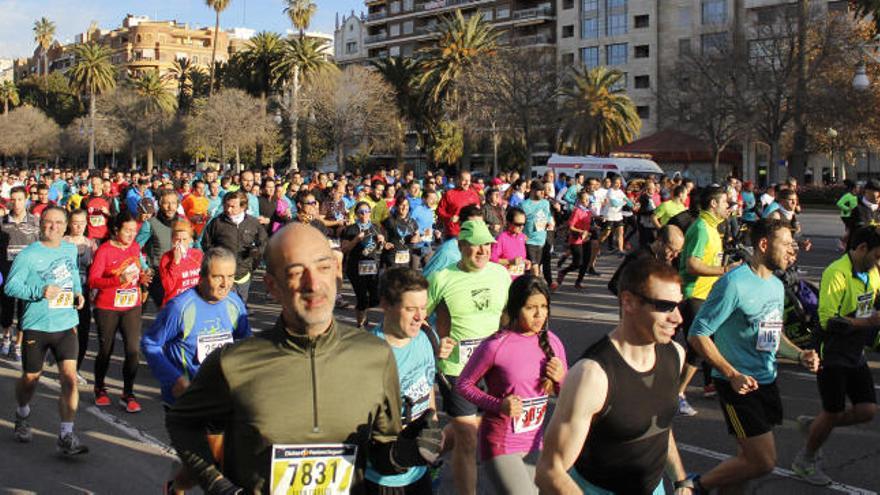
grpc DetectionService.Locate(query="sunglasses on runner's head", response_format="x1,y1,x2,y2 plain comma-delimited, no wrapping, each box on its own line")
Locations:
357,208,371,214
633,293,680,313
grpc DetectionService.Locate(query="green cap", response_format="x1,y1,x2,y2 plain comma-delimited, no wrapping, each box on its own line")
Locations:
459,220,496,245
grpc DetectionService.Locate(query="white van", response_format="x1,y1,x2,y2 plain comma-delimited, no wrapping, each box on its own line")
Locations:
533,154,664,182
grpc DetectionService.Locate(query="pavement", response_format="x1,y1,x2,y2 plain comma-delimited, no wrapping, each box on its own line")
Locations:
0,210,878,494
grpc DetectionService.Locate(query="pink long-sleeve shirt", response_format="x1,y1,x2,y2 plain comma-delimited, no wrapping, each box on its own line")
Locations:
456,328,567,460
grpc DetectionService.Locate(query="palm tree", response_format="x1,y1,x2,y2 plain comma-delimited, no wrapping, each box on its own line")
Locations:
238,31,285,101
274,36,332,170
420,10,498,106
372,56,432,170
131,70,177,173
205,0,231,95
33,17,56,77
0,81,19,115
558,66,641,156
167,57,202,114
68,42,116,169
283,0,318,39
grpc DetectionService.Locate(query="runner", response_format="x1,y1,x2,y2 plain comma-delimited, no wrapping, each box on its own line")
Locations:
427,219,511,495
687,219,820,493
382,196,422,270
436,171,480,237
158,219,203,307
142,246,250,495
88,212,152,413
521,180,552,277
63,208,98,385
456,274,567,494
365,267,450,494
490,207,530,279
792,225,880,486
535,258,691,494
8,207,88,455
341,201,385,328
0,186,40,362
165,223,442,494
556,190,596,290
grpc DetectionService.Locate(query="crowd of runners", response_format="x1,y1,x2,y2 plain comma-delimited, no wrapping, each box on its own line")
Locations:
1,163,878,494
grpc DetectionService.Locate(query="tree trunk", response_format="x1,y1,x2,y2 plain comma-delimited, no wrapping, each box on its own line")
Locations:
769,140,782,185
147,145,154,175
290,68,300,171
220,141,226,172
88,90,96,170
209,10,220,96
256,92,266,167
131,142,137,170
712,147,722,184
337,141,345,174
235,145,241,174
491,122,499,178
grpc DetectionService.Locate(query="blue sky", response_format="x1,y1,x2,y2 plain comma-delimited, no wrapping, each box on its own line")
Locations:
0,0,362,58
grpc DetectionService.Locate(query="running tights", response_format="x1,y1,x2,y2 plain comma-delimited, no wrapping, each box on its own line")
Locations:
559,243,590,285
483,452,539,495
93,307,142,396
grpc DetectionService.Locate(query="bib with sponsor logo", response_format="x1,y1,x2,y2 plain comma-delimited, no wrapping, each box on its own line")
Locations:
756,319,782,353
508,263,525,276
114,288,139,308
196,331,233,363
856,292,873,319
358,260,378,276
455,338,485,366
270,444,357,495
394,250,410,265
512,396,549,434
49,289,74,309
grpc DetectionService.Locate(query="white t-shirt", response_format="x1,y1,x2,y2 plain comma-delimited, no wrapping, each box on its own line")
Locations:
603,188,627,222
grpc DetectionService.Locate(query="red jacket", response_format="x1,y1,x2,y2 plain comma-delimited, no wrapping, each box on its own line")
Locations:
437,188,480,237
159,247,203,307
88,241,144,311
84,196,111,240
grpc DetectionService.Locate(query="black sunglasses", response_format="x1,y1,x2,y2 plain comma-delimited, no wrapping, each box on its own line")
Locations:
302,200,318,206
633,293,680,313
512,222,525,227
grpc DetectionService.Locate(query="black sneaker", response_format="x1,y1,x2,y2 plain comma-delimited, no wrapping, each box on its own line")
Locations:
14,412,31,443
57,432,89,455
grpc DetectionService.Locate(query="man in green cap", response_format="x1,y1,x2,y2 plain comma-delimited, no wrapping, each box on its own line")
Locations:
426,219,511,495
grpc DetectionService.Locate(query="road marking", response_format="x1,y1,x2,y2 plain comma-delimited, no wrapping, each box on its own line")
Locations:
783,370,880,391
86,406,176,459
678,443,877,494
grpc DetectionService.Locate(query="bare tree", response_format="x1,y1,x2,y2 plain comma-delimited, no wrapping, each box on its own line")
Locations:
63,114,128,162
304,66,400,172
0,105,60,166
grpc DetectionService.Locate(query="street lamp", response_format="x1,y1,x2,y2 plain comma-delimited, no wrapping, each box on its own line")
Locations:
853,62,870,91
828,127,839,181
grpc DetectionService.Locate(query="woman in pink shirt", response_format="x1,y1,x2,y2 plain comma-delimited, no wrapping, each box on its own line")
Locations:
557,190,596,290
456,275,567,495
490,207,531,279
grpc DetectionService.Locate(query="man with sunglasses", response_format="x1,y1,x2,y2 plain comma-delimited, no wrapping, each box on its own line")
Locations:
608,224,685,296
537,258,692,494
686,219,819,493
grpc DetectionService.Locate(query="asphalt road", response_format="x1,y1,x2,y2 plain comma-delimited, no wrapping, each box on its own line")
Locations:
1,210,878,494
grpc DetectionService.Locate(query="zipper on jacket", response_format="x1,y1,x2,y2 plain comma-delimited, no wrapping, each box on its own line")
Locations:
309,339,320,433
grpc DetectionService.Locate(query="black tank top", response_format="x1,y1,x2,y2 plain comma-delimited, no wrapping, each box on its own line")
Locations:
574,335,681,494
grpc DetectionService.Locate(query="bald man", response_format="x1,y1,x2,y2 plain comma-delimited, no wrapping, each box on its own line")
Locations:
166,224,441,495
608,225,685,296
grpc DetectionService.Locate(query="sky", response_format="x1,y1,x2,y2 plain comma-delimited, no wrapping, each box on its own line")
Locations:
0,0,363,58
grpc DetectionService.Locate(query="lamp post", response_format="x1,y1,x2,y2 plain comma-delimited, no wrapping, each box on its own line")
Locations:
828,127,839,181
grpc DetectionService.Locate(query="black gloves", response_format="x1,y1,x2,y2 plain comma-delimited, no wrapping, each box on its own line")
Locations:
391,408,443,468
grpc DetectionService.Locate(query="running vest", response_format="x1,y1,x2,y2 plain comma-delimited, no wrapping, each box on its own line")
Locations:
574,336,680,494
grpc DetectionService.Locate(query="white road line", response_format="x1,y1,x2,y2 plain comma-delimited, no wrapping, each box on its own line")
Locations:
783,370,880,391
678,443,877,495
86,406,176,459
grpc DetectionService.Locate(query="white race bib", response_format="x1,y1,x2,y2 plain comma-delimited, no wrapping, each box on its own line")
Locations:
196,331,233,363
270,444,357,495
48,289,74,309
512,396,549,434
856,292,873,319
358,260,378,276
88,215,105,227
394,250,410,265
113,288,138,308
508,263,525,276
457,338,484,366
756,320,782,353
6,246,22,262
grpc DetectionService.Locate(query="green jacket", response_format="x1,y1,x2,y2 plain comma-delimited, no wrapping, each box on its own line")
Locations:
166,318,403,494
837,192,858,218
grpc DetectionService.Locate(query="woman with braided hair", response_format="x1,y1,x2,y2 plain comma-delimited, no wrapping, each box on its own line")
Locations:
456,274,568,495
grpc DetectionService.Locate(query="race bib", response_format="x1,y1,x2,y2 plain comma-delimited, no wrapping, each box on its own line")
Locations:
394,250,410,265
196,331,233,363
328,238,341,250
270,444,357,495
535,219,547,231
456,338,484,366
508,263,525,276
6,246,22,262
358,260,378,276
113,288,138,308
88,215,105,227
856,292,873,319
756,320,782,353
49,289,74,309
512,396,549,434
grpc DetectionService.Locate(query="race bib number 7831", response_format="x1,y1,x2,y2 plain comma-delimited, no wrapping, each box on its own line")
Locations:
270,444,357,495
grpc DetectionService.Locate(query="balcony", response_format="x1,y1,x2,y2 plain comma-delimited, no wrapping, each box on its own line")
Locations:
508,33,555,46
511,4,554,21
365,0,492,23
367,10,387,21
365,31,388,43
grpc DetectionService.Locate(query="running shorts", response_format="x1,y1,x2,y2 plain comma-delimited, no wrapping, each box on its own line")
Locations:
817,364,877,413
715,378,782,439
21,329,78,374
438,374,479,418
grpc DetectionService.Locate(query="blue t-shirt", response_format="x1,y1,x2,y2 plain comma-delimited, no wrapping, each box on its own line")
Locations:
141,288,251,404
741,191,758,222
4,241,82,332
366,325,434,487
690,264,785,384
422,238,460,278
247,193,260,218
521,198,552,246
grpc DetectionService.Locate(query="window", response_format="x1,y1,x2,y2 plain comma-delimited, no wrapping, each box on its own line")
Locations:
607,0,626,8
390,24,400,36
581,46,599,68
678,7,691,27
582,0,598,14
403,21,413,35
390,45,400,56
701,0,727,25
563,0,574,9
634,75,650,88
678,38,691,56
403,0,413,11
701,32,728,54
634,14,649,28
611,72,627,91
637,105,650,119
481,9,493,21
606,43,627,65
634,44,649,58
497,6,510,18
390,1,400,14
607,13,627,36
562,52,575,64
755,7,777,25
562,25,574,38
401,44,414,56
346,41,358,54
581,17,599,39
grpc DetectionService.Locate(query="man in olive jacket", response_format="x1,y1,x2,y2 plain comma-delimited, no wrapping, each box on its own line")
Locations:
166,223,441,495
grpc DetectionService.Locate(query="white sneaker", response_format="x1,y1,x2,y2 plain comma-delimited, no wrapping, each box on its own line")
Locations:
792,449,832,486
76,373,88,386
677,395,698,417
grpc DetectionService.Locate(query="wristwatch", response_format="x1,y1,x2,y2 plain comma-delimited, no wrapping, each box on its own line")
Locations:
673,478,695,490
